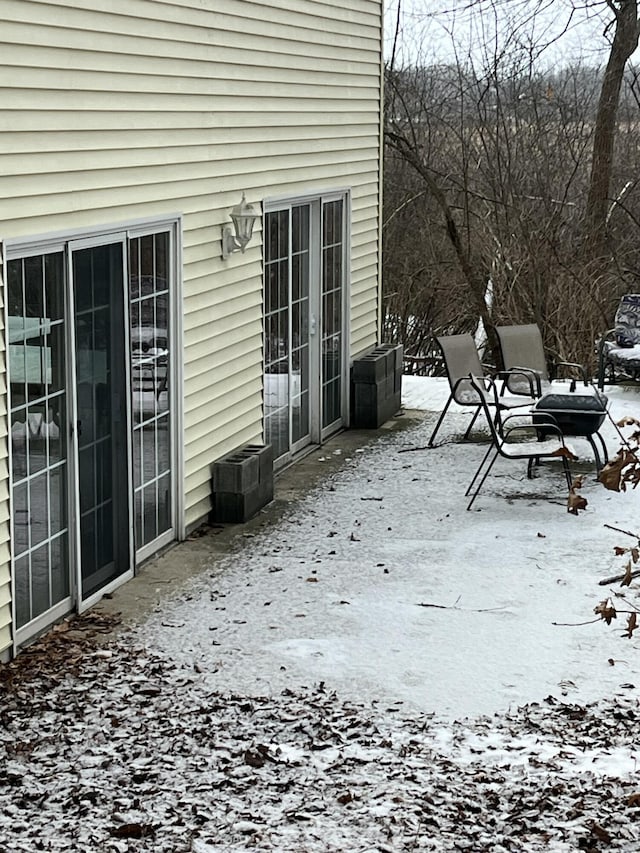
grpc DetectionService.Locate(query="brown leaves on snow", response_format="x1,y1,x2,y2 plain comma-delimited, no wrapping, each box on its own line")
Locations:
598,416,640,492
550,446,579,461
567,475,588,515
623,613,638,640
616,415,640,430
598,449,640,492
110,823,156,839
0,610,121,691
594,598,640,639
594,598,617,625
566,490,588,515
3,640,640,853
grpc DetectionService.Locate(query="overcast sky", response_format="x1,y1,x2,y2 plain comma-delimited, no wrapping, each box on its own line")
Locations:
384,0,635,67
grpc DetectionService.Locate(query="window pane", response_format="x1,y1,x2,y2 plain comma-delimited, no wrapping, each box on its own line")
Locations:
129,231,173,552
24,256,44,318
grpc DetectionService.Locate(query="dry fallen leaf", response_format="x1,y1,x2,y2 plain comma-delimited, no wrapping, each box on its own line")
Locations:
551,446,578,461
594,599,617,625
109,824,156,839
621,560,634,588
623,612,638,640
590,822,613,844
598,450,637,492
567,491,588,515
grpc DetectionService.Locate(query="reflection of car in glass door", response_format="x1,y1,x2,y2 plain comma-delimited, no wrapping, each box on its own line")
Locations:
130,275,168,417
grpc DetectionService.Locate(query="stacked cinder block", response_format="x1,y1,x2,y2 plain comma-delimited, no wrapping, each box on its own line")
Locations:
212,443,274,523
351,343,403,428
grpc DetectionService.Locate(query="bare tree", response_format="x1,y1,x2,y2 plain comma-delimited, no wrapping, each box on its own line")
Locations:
585,0,640,257
384,0,640,370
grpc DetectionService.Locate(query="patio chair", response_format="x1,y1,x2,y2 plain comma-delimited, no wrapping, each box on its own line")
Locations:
597,294,640,389
496,323,589,397
428,333,535,447
465,375,576,511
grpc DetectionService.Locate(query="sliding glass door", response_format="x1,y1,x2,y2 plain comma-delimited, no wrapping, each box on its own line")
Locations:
71,240,131,602
264,195,346,464
264,205,312,460
7,224,176,643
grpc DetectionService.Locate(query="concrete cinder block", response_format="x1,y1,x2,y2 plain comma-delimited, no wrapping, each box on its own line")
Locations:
212,443,274,523
393,343,404,372
351,343,403,428
353,379,385,428
244,444,274,481
352,350,387,384
213,451,260,493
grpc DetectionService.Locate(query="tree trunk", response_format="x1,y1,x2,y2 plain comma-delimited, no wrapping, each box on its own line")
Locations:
585,0,640,257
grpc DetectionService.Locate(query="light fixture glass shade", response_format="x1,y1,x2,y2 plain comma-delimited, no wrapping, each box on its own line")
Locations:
229,193,258,251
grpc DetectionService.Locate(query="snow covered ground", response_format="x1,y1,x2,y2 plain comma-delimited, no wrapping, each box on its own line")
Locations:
2,376,640,852
141,377,640,720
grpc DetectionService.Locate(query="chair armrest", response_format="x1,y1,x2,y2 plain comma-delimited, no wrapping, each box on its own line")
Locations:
554,360,589,386
497,366,542,397
597,328,616,346
501,411,556,429
503,419,565,442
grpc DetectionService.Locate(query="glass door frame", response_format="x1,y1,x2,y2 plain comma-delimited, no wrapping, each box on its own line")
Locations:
6,218,182,649
128,223,180,562
67,233,134,612
263,190,350,463
7,240,75,649
263,203,315,463
319,193,349,442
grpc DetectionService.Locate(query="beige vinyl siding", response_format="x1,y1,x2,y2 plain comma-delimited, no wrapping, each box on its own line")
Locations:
0,0,383,532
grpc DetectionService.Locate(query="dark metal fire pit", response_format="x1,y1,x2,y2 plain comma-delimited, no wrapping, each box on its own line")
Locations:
532,390,609,470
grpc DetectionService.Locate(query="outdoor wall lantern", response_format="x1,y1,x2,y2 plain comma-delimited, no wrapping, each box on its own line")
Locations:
221,193,259,259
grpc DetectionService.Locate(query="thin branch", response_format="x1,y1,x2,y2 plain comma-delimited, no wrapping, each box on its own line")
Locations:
603,523,640,539
599,568,640,585
389,0,402,74
416,602,507,613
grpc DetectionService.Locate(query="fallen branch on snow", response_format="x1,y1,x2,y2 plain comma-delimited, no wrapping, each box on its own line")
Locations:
416,602,507,613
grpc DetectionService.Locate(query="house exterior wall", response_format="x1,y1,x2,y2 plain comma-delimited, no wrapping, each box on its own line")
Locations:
0,0,383,653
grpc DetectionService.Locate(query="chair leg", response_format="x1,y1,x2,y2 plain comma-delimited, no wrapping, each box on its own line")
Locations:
428,395,454,447
585,435,602,472
465,442,495,497
594,430,608,466
466,448,500,510
462,406,482,440
562,457,573,489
